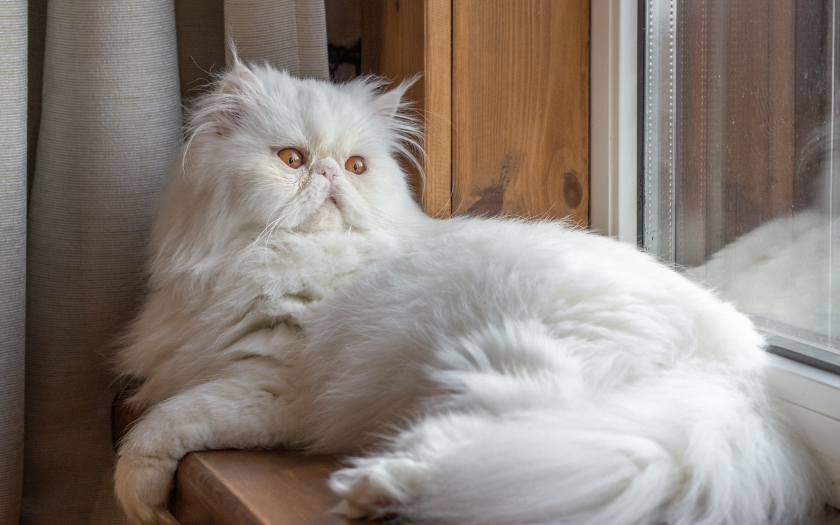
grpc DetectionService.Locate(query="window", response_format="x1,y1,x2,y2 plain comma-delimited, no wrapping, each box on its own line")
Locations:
591,0,840,506
640,0,840,373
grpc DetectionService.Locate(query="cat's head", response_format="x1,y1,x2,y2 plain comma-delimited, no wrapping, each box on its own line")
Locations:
158,61,425,259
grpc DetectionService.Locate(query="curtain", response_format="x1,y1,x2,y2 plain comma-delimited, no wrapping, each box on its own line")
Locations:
0,1,328,523
0,2,27,523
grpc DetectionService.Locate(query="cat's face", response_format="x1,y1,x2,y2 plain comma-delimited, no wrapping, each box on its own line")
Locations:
183,63,423,236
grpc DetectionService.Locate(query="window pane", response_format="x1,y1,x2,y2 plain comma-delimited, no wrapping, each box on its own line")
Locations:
641,0,840,370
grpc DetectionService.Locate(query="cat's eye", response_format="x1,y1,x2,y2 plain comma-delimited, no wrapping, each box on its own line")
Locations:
277,148,304,169
345,156,367,175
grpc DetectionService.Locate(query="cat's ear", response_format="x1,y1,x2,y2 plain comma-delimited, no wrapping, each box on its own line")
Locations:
217,61,263,97
209,63,264,133
374,75,420,120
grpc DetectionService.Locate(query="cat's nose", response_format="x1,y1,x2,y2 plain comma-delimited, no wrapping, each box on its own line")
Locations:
313,159,339,182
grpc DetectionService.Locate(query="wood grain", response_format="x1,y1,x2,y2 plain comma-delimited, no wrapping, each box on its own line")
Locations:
172,450,357,525
361,0,452,217
167,450,839,525
451,0,590,224
422,0,453,217
113,398,402,525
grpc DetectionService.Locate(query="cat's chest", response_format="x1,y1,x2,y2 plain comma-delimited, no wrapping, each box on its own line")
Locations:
234,230,404,319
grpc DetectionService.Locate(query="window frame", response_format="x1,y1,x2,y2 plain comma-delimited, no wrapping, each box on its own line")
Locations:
590,0,840,506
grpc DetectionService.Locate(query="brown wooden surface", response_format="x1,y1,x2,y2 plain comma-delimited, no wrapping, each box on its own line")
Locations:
421,0,453,217
113,397,399,525
165,449,840,525
172,450,363,525
451,0,590,224
361,0,452,217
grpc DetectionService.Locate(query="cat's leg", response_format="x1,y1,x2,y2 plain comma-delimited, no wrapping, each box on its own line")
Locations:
114,356,303,524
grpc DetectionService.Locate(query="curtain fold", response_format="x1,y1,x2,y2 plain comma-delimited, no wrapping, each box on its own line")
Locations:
23,1,182,523
14,1,328,522
0,2,28,524
224,0,330,79
174,0,225,102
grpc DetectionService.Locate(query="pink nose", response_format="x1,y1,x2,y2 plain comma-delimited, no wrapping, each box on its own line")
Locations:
318,162,338,182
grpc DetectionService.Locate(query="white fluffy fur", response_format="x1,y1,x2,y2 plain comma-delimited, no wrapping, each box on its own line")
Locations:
114,62,830,525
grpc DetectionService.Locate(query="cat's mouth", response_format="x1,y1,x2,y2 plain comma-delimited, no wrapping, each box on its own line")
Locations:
323,185,340,209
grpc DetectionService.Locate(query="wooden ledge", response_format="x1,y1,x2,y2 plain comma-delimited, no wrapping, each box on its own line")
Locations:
115,395,839,524
171,450,359,525
113,393,387,525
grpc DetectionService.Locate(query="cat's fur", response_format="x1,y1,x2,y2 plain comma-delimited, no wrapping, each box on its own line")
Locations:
114,61,830,525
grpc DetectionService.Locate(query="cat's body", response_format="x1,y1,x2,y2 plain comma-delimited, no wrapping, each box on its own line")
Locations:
114,63,829,525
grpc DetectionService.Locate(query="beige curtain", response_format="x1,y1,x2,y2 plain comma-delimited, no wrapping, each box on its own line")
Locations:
1,1,327,524
0,2,27,524
225,0,329,78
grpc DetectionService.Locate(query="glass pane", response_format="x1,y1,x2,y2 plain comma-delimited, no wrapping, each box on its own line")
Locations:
641,0,840,370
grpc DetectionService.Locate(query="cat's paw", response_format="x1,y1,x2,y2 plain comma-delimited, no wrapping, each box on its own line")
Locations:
330,457,433,519
330,464,404,519
114,453,179,524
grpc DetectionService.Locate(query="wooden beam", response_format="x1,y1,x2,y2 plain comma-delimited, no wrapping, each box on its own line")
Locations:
172,450,366,525
423,0,453,217
361,0,452,217
451,0,590,225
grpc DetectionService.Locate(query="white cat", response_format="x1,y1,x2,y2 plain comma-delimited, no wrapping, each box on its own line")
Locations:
113,61,830,525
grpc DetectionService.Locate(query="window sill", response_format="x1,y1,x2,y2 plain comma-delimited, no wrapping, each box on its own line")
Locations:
171,450,367,525
112,397,398,524
767,353,840,507
115,355,840,522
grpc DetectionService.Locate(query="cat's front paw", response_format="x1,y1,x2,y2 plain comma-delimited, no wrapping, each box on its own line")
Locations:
114,453,179,524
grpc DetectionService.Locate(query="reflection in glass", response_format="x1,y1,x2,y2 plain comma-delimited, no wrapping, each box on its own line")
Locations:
641,0,840,368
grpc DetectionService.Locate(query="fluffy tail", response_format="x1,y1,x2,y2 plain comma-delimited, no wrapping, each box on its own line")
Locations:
392,412,683,525
331,329,827,525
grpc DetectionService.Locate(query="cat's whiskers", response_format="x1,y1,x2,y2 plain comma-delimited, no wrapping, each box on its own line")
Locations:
262,201,306,249
265,201,305,244
246,201,294,252
331,189,419,232
239,200,308,277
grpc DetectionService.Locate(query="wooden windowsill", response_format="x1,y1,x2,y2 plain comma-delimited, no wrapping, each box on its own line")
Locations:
171,450,363,525
113,393,399,525
114,390,839,524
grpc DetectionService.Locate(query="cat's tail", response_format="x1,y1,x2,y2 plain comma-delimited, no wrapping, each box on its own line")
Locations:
331,332,827,525
333,410,684,525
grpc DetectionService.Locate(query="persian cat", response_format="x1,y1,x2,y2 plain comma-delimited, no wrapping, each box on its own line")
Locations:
113,61,829,525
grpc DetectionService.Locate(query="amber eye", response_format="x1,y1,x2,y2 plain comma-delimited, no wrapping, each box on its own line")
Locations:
345,156,367,175
277,148,304,169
